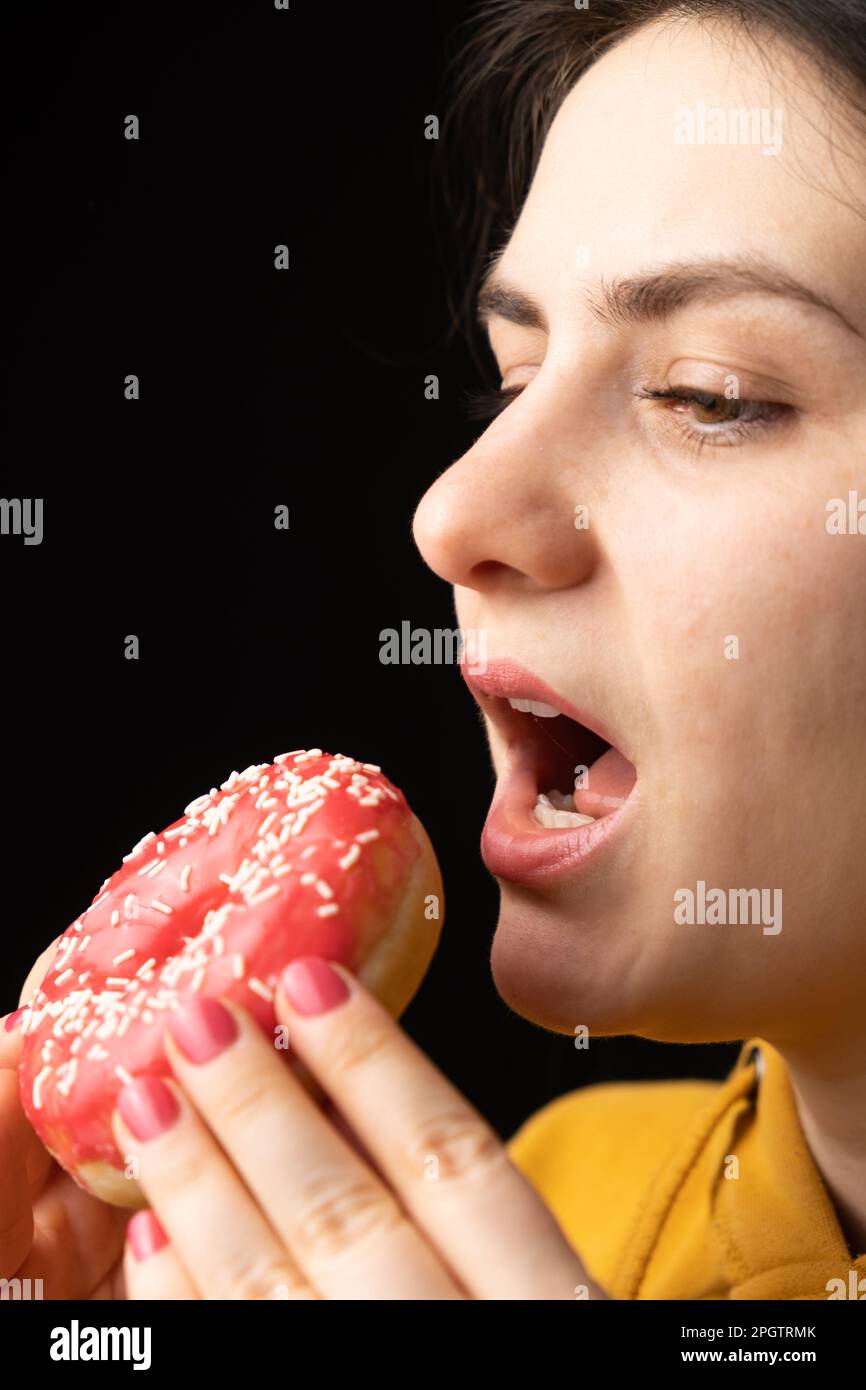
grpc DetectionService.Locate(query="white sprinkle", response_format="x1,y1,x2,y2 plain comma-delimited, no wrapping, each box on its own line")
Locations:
77,972,91,985
247,882,280,907
218,872,234,886
137,858,160,876
124,894,138,918
105,977,131,989
123,831,156,862
117,1014,132,1037
190,967,206,993
77,935,91,953
300,844,318,860
321,775,340,789
179,837,188,847
110,909,121,928
151,898,173,915
362,763,382,773
70,1036,82,1056
247,977,273,1002
213,935,225,956
142,1010,154,1024
314,878,334,899
136,957,157,978
179,864,193,892
272,861,292,877
32,1065,52,1110
259,812,278,835
232,954,246,980
355,829,380,844
317,904,340,917
114,1065,134,1086
338,844,361,870
113,949,136,967
55,969,74,987
157,841,165,854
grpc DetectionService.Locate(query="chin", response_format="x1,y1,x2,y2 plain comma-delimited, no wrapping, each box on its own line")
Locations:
489,888,751,1045
489,889,644,1038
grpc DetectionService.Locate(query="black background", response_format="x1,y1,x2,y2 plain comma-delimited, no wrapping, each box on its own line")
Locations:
1,0,738,1140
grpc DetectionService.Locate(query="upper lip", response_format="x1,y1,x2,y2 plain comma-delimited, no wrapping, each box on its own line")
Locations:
460,657,630,763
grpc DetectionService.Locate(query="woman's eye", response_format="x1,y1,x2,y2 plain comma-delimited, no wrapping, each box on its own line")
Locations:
635,385,792,445
460,380,793,449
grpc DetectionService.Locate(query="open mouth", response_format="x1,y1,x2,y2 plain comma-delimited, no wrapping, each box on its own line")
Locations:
462,659,638,884
496,695,635,828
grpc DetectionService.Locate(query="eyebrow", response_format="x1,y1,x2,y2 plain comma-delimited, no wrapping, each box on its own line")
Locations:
475,254,860,338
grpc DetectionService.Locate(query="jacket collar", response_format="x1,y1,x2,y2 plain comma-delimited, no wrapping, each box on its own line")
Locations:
616,1038,866,1300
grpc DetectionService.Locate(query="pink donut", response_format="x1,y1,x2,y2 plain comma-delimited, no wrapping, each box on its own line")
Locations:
18,751,443,1206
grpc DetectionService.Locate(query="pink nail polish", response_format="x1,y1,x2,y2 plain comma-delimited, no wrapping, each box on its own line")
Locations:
127,1209,168,1262
117,1076,180,1141
168,997,238,1064
280,957,349,1016
4,1006,27,1033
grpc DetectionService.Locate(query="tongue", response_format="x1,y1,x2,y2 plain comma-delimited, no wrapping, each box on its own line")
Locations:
573,746,636,817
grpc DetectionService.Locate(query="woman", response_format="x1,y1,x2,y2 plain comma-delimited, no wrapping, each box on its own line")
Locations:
3,0,866,1299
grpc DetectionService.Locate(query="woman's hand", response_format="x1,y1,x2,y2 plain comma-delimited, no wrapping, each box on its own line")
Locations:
114,956,607,1300
0,938,130,1299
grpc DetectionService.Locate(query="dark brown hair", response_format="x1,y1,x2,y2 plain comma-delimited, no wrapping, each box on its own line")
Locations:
436,0,866,374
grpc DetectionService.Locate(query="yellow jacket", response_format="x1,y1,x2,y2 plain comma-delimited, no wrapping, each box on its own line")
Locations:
507,1037,866,1299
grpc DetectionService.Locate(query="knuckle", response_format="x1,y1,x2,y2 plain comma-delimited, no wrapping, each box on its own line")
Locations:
292,1174,403,1263
407,1109,503,1186
212,1070,276,1134
229,1261,303,1302
319,1011,394,1081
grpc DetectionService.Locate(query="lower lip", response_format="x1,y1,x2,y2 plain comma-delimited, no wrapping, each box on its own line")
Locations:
480,739,637,887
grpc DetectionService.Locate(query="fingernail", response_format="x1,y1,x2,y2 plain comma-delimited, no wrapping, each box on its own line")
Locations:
4,1006,27,1033
280,957,349,1016
127,1209,168,1262
117,1076,180,1141
168,997,238,1064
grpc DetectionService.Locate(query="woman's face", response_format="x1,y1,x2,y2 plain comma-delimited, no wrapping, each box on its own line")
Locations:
413,18,866,1048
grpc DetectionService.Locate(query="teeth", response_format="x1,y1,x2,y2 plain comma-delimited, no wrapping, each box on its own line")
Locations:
534,790,596,829
508,697,560,718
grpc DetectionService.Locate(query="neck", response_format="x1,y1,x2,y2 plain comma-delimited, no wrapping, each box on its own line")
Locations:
777,1037,866,1259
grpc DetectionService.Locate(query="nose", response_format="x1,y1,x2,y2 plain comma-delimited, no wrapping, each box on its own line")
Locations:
412,397,599,594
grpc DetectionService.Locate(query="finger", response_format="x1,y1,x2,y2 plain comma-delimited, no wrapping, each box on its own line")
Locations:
123,1210,198,1300
0,1069,34,1276
276,957,598,1300
20,1167,130,1298
161,997,463,1300
111,1075,313,1301
0,1013,53,1200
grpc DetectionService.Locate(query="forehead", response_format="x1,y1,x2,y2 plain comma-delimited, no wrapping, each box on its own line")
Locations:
498,17,866,329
